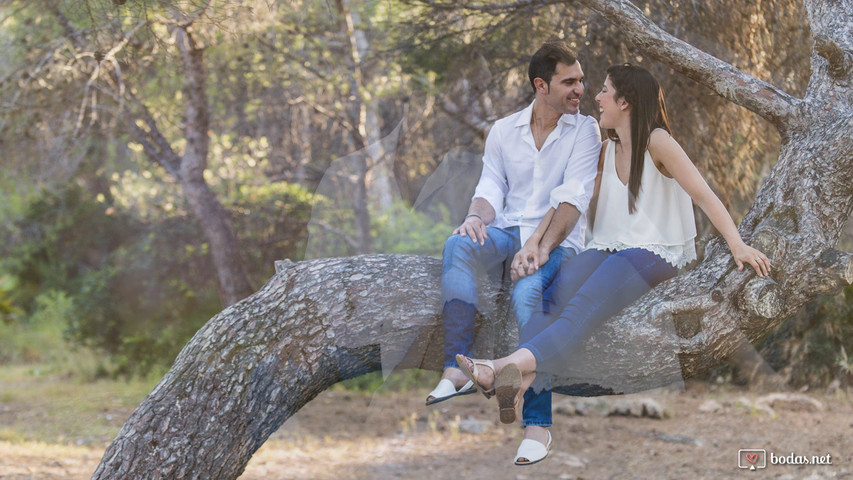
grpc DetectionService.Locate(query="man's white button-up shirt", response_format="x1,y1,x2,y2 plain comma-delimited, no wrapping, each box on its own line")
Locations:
472,101,602,253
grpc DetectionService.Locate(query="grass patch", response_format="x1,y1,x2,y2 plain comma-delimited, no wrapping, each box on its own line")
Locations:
332,369,441,393
0,364,156,445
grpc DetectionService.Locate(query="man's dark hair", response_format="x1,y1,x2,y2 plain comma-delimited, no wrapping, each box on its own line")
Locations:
528,40,578,92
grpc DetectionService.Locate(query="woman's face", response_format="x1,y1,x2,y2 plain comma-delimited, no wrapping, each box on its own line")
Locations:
595,76,626,130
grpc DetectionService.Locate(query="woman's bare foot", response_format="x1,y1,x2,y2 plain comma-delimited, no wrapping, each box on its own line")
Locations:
456,349,538,393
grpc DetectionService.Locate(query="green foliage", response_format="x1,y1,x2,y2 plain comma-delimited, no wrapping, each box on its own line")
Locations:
372,202,454,256
69,215,226,376
333,369,440,393
306,199,454,259
0,290,73,364
231,180,315,280
0,276,22,321
0,289,112,381
1,185,140,314
0,185,213,375
1,172,315,376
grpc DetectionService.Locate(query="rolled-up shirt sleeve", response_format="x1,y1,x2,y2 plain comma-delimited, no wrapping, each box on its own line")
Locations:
549,118,602,213
472,124,508,213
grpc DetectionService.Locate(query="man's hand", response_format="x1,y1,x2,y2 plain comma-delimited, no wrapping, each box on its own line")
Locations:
453,215,488,245
511,244,549,281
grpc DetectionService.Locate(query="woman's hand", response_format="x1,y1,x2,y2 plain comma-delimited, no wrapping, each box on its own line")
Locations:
730,242,772,277
511,244,549,281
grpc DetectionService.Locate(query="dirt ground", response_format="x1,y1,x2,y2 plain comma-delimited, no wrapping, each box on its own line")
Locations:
1,381,851,480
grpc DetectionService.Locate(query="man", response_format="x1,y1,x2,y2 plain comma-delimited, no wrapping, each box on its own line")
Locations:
425,40,601,460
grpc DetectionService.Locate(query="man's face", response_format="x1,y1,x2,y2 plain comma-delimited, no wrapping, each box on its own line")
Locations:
540,61,585,115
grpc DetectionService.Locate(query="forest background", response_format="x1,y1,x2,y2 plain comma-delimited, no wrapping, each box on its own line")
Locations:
0,0,851,428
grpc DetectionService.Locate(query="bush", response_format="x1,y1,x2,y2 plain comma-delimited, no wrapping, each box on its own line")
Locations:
0,275,22,322
1,186,221,376
306,199,454,259
1,180,316,377
69,218,222,376
0,289,74,364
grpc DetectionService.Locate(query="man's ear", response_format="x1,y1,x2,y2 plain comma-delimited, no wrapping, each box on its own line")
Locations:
533,77,549,95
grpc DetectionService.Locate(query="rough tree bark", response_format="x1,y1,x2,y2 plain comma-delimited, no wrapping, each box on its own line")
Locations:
93,0,853,478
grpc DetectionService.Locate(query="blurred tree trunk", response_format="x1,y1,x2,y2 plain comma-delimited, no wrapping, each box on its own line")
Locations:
93,0,853,477
330,0,399,254
125,13,254,307
291,103,313,184
34,1,256,307
339,0,395,210
174,23,254,307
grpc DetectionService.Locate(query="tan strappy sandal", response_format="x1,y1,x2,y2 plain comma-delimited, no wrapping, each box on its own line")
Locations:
455,354,496,398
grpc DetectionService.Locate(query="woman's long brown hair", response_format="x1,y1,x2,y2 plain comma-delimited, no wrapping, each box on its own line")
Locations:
603,64,673,214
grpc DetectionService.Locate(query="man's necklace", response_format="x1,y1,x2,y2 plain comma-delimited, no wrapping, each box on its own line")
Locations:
532,117,558,147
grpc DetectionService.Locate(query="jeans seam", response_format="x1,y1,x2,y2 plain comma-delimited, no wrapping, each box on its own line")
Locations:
522,421,553,427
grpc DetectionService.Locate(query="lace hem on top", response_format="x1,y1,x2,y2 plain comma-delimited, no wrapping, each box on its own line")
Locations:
587,240,696,268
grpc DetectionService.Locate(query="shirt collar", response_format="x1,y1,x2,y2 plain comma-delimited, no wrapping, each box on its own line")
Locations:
515,100,579,128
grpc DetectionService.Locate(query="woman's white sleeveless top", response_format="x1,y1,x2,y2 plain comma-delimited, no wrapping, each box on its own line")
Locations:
586,140,697,268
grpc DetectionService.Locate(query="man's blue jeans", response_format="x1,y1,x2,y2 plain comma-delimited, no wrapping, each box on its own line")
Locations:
519,248,678,426
440,226,573,370
440,226,572,429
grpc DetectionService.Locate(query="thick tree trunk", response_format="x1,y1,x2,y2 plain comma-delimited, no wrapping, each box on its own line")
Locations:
91,256,455,479
93,0,853,477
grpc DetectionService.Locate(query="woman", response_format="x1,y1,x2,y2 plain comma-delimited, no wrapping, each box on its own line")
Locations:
456,64,771,465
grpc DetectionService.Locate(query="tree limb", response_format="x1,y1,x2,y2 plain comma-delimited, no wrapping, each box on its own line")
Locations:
815,34,853,81
92,247,853,477
417,0,564,14
74,20,146,136
576,0,801,132
125,93,182,176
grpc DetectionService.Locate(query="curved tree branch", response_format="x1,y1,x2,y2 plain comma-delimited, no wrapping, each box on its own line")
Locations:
419,0,564,13
576,0,802,132
92,249,853,478
815,34,853,81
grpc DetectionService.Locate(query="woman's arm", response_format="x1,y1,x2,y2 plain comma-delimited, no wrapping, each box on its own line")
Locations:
648,129,771,276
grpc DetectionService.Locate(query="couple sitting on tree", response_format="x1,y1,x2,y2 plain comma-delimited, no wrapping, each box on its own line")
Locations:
424,40,771,465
